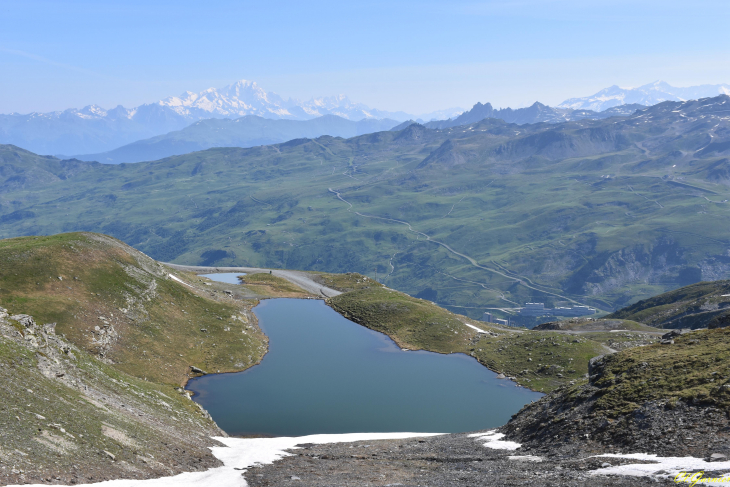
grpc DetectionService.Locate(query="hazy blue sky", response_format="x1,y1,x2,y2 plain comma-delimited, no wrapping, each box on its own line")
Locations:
1,0,729,114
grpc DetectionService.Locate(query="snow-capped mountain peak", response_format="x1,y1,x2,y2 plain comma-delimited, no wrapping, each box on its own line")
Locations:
559,81,730,111
157,79,291,118
0,78,434,155
152,79,414,121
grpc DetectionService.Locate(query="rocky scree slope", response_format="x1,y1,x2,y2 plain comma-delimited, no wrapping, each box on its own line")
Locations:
0,306,225,486
504,326,730,459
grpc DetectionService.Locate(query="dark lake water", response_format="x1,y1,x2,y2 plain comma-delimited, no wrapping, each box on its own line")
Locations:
199,272,246,284
186,298,542,437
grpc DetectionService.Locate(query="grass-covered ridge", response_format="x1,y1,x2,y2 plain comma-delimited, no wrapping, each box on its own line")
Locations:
534,318,659,332
607,279,730,329
311,272,382,293
327,278,609,392
0,232,268,385
588,327,730,413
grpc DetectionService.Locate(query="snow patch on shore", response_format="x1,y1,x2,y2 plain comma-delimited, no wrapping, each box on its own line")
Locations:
590,453,730,484
469,430,522,450
9,433,441,487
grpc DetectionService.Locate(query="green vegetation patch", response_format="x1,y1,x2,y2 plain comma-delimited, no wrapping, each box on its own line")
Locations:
535,318,659,332
329,286,471,353
237,273,310,296
312,272,383,293
588,327,730,415
471,333,607,392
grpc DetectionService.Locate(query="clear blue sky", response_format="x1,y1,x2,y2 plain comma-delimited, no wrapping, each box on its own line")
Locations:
1,0,729,114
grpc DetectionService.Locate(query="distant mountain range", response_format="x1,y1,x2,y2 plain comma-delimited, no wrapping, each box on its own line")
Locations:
559,81,730,111
0,79,463,156
80,101,648,164
156,80,414,121
3,95,730,318
76,115,401,164
414,102,644,130
2,79,728,158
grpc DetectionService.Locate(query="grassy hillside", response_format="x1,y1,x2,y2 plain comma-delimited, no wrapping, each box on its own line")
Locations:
0,232,269,385
0,231,321,484
607,279,730,329
1,96,730,320
505,326,730,457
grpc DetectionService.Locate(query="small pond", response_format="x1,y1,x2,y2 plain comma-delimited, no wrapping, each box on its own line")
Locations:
199,272,246,285
187,298,541,437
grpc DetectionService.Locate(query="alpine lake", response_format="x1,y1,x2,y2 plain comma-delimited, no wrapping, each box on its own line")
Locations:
187,274,542,437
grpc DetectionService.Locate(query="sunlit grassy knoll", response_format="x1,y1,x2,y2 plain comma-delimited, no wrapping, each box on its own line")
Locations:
311,271,384,293
0,232,268,385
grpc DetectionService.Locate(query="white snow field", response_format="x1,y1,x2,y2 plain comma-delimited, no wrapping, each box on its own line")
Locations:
9,433,442,487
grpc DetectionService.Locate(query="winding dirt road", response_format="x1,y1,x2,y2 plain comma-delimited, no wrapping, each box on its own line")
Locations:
328,188,593,307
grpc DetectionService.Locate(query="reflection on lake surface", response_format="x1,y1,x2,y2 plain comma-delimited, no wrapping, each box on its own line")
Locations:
187,298,541,437
200,273,246,285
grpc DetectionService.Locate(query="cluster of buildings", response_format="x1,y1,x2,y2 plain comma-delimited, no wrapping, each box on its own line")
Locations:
519,302,596,317
482,302,596,326
481,312,510,326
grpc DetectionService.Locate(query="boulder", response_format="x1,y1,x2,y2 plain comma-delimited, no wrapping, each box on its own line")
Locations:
10,314,36,328
662,329,689,340
588,355,605,376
